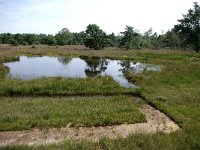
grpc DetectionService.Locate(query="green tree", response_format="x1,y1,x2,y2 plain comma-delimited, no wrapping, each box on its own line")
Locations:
142,28,153,48
14,34,24,45
84,24,109,50
107,33,120,47
150,32,166,49
1,33,13,44
164,31,180,50
0,34,2,44
10,39,18,46
24,34,37,45
45,35,57,45
72,31,86,45
119,26,142,50
38,34,48,44
174,2,200,52
55,28,73,45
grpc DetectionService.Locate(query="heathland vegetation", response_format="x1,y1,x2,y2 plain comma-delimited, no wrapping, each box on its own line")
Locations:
0,2,200,150
0,41,199,150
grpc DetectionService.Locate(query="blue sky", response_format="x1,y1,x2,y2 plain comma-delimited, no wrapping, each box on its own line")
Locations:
0,0,198,35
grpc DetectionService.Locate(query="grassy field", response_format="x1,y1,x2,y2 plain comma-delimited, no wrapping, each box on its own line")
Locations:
0,45,200,149
0,96,145,131
0,77,134,96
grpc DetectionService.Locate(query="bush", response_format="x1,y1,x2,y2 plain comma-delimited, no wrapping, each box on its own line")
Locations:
10,39,18,46
34,41,40,45
32,45,36,48
22,41,28,46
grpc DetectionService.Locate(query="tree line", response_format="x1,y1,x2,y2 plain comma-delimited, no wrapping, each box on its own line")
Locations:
0,2,199,52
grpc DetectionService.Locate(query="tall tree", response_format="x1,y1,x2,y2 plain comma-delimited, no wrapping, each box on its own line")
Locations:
24,34,37,45
107,33,118,47
174,2,200,52
55,28,73,45
14,34,24,45
142,28,153,48
46,35,57,45
72,31,86,45
84,24,109,50
119,26,142,50
164,31,180,50
1,33,13,44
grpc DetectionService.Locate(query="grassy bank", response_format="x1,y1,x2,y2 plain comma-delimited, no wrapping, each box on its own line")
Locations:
0,56,19,77
0,53,135,96
0,96,145,131
0,77,137,96
122,56,200,149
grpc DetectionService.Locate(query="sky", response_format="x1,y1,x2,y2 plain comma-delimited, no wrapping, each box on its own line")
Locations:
0,0,199,35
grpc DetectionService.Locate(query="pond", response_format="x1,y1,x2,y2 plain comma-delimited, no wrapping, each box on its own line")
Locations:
3,56,161,88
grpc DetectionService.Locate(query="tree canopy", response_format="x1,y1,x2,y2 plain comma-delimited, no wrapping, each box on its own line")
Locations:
84,24,109,50
55,28,73,45
174,2,200,52
119,26,142,50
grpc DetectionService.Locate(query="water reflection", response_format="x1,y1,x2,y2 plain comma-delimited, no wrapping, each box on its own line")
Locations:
82,57,108,77
57,57,72,65
4,56,161,88
119,60,132,73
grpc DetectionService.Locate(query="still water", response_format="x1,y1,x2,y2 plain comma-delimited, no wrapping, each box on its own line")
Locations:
4,56,161,88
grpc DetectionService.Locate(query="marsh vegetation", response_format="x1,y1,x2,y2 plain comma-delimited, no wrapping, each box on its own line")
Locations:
0,1,200,150
0,96,146,131
0,44,199,149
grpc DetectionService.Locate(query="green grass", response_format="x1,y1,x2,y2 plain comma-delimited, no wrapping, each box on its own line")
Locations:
0,56,19,77
122,56,200,149
0,96,146,131
0,140,99,150
0,77,136,96
0,45,200,149
0,54,135,96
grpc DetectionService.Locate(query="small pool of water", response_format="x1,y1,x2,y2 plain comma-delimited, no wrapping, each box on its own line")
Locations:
4,56,161,88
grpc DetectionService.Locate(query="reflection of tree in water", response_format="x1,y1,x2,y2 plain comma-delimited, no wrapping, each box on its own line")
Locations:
57,57,72,65
82,57,108,77
119,60,132,72
119,60,138,73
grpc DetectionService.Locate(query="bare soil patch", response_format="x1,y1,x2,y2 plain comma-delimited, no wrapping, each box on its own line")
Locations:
0,104,180,147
